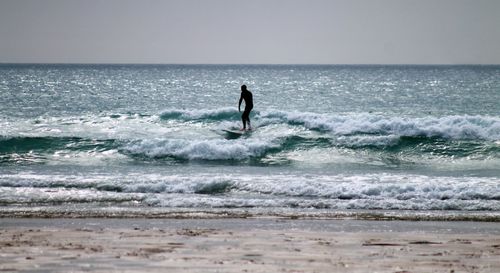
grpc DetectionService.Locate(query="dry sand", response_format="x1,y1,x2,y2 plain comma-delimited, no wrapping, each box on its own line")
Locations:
1,219,500,273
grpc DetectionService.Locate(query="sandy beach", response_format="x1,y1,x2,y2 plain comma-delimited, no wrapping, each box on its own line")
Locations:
1,218,499,273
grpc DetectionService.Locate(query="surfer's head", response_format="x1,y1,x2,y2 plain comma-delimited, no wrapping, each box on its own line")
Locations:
241,85,247,92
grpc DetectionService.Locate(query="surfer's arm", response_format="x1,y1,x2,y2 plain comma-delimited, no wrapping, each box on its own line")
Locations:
238,95,243,112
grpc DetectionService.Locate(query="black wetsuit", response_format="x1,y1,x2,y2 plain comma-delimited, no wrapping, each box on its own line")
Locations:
239,90,253,129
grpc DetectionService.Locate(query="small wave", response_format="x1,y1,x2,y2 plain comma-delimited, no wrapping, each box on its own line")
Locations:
123,138,277,160
0,173,235,196
160,107,240,122
259,111,500,141
0,186,142,205
0,136,122,165
122,135,339,161
3,172,500,211
141,174,500,211
0,136,118,153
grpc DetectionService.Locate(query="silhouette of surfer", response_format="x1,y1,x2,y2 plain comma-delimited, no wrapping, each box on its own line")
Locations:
238,85,253,131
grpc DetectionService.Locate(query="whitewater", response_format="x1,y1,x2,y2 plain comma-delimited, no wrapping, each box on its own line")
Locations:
1,64,499,220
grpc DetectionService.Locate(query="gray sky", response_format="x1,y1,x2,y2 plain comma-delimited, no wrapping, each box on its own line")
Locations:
1,0,499,64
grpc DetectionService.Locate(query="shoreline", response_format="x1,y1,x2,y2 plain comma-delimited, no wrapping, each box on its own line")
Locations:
2,207,500,222
3,218,500,234
1,218,500,272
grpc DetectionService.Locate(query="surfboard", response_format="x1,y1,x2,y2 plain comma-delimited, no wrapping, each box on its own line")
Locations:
222,129,246,135
221,128,253,138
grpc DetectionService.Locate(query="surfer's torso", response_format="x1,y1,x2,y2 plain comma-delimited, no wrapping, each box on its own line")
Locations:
241,90,253,109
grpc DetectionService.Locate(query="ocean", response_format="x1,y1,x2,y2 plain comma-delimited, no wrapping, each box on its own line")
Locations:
1,64,499,220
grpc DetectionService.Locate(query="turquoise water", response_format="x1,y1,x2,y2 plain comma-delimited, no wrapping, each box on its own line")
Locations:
1,64,500,219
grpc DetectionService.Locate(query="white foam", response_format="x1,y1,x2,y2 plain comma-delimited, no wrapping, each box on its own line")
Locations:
47,149,129,166
165,173,500,211
0,186,142,204
3,110,499,142
259,111,500,140
2,172,500,211
124,138,277,160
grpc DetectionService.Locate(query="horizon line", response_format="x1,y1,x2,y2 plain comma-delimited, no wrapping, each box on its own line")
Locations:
1,62,499,66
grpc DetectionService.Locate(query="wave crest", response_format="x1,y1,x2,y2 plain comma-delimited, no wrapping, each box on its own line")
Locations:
123,138,276,160
160,107,240,121
154,108,500,141
259,111,500,140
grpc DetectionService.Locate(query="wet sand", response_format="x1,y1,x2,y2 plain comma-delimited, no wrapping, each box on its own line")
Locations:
1,218,500,272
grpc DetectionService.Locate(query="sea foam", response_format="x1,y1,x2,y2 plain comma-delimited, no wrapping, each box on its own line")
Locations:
2,172,500,211
258,111,500,140
123,138,276,160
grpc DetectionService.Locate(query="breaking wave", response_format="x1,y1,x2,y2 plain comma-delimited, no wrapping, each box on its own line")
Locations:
159,108,500,140
259,110,500,140
2,172,500,211
160,107,240,121
1,109,499,164
123,138,276,160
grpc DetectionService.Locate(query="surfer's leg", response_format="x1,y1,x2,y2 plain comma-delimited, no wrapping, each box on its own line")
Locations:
247,112,251,130
241,112,248,130
246,108,252,130
242,109,251,130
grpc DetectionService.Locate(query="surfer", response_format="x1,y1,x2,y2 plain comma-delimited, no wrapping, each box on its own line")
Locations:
238,84,253,131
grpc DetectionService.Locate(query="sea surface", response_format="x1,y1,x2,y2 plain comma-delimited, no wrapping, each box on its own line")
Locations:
1,64,500,220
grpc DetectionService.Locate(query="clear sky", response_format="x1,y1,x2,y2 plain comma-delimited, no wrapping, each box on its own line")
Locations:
1,0,499,64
